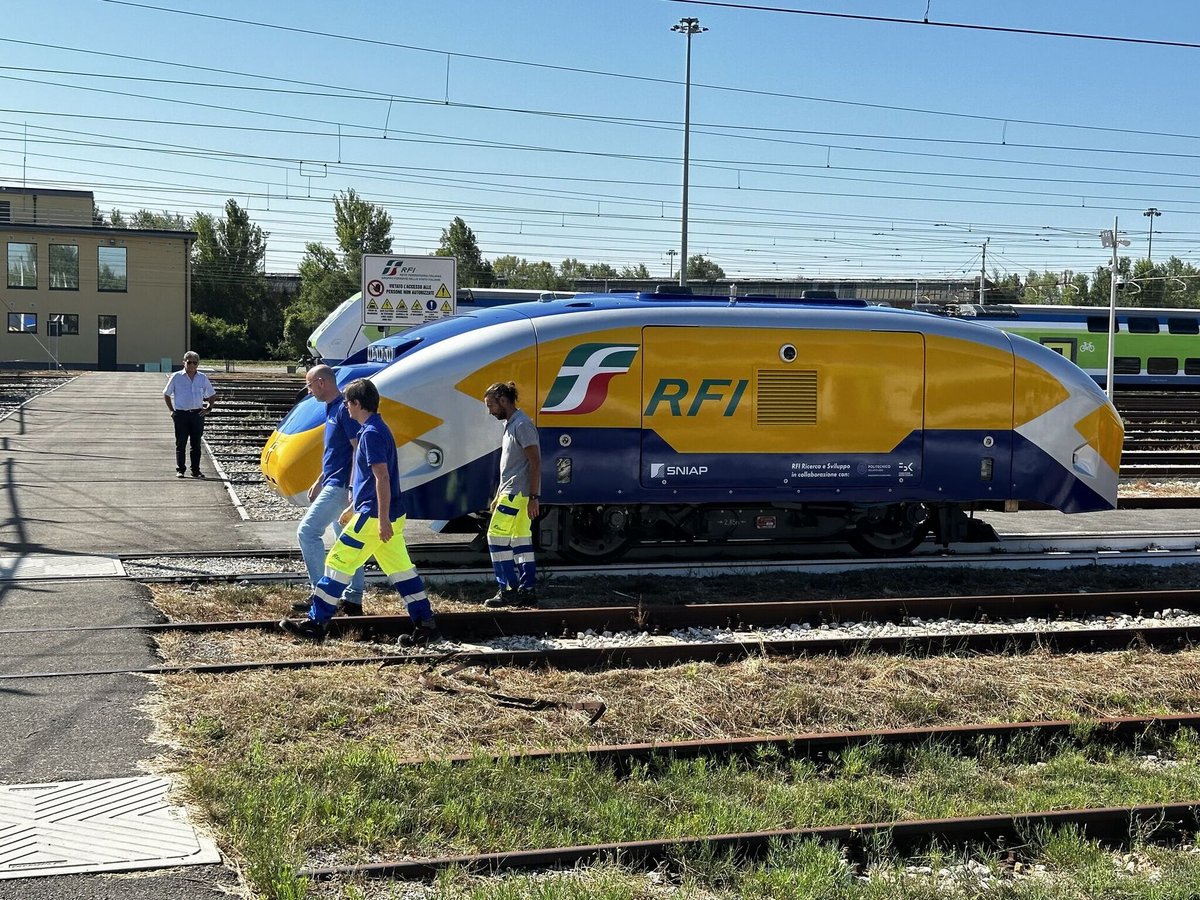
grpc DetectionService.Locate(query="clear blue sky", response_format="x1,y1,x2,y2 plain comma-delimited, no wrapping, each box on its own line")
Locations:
3,0,1199,283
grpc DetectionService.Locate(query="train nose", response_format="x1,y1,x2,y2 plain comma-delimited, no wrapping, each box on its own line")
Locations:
1074,401,1124,483
260,427,324,504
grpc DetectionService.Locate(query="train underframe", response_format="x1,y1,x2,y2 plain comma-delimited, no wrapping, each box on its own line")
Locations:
453,501,1000,561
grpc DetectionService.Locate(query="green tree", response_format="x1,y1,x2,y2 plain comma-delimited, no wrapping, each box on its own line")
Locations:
284,243,357,358
128,209,189,230
437,217,493,286
191,199,272,356
104,208,189,230
619,263,650,279
491,256,561,289
333,189,392,282
558,257,588,282
687,255,725,281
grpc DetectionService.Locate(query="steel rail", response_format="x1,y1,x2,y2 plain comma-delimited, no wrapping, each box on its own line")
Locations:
407,713,1200,768
3,622,1199,680
298,802,1200,881
6,588,1199,638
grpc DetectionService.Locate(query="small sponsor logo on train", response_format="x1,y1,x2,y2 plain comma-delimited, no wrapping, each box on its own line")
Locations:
651,462,709,478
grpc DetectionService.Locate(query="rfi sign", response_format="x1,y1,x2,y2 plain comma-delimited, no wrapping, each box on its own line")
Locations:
360,254,457,326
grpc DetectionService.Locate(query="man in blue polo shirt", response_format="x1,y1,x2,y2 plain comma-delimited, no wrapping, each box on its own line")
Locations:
279,377,439,645
294,364,366,615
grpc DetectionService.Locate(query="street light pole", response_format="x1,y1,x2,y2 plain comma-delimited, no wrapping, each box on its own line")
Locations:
672,16,706,289
1100,219,1130,400
666,249,677,280
1143,207,1161,261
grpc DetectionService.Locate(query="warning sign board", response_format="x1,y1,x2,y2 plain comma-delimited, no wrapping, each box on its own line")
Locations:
361,255,457,326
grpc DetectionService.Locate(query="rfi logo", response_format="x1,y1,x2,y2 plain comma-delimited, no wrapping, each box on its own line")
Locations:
541,343,639,415
380,259,415,276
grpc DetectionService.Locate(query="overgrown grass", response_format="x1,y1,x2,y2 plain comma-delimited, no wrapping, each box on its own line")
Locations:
189,730,1200,898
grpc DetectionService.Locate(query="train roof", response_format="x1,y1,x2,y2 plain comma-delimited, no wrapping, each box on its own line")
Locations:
357,290,1016,362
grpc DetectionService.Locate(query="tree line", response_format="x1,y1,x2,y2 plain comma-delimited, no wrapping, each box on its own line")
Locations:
96,193,728,360
95,193,1200,360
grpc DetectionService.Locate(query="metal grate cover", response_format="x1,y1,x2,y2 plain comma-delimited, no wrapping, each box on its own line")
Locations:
756,370,818,424
0,776,219,879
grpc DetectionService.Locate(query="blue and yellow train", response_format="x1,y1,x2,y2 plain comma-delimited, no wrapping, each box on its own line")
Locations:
262,291,1123,558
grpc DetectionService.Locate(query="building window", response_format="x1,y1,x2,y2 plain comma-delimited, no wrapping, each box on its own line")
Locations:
7,242,36,288
7,312,37,334
49,243,79,290
98,315,117,334
98,245,127,292
48,314,79,336
0,201,10,222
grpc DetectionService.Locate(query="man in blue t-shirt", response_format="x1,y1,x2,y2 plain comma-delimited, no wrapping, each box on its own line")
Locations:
294,365,366,615
280,378,439,646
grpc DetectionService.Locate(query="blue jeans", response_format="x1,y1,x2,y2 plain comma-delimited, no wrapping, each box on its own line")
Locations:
297,484,364,605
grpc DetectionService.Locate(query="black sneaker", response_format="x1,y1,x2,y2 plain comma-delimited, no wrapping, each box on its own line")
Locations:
342,602,366,617
397,620,442,648
483,588,518,609
278,617,328,642
514,589,538,607
191,471,206,479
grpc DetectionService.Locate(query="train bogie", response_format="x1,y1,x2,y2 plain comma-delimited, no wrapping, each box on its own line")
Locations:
262,293,1123,558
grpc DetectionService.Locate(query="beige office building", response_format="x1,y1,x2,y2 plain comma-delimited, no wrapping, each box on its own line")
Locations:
1,186,194,370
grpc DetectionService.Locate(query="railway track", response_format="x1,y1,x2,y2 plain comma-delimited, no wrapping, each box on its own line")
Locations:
293,712,1200,882
10,587,1200,679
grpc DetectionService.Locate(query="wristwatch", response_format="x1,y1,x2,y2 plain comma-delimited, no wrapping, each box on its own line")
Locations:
529,494,540,500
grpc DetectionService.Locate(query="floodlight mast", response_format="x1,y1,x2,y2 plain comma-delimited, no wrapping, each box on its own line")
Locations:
672,17,706,288
1099,218,1130,399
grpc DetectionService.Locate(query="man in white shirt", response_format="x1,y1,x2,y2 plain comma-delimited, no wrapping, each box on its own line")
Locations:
162,351,217,478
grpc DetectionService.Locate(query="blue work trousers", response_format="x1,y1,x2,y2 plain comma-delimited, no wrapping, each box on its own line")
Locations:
297,484,364,606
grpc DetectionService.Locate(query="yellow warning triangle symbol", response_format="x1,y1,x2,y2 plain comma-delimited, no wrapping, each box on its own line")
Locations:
440,300,452,313
410,300,422,311
367,299,379,311
381,299,393,310
435,282,452,299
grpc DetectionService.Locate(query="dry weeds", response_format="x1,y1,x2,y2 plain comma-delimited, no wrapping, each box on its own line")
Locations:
146,565,1200,770
150,647,1200,771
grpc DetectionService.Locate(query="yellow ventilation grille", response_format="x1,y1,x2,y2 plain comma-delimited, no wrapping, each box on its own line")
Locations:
756,370,817,425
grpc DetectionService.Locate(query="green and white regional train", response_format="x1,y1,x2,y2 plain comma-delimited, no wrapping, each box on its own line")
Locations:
959,305,1200,388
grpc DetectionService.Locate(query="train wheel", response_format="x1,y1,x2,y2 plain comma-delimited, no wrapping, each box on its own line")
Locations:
558,505,634,564
848,504,930,557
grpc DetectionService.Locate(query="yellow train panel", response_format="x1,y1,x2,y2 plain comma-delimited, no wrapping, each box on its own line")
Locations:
454,347,539,410
1014,357,1071,427
377,396,444,446
1074,405,1124,473
924,335,1014,430
641,327,925,454
261,428,322,500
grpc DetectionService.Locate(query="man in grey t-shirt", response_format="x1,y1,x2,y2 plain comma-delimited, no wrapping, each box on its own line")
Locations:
482,381,541,607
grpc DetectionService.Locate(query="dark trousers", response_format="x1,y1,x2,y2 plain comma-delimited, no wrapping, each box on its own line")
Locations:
173,410,205,473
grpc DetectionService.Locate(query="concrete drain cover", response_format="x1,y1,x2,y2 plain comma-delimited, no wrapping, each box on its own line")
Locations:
0,555,124,582
0,776,219,879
